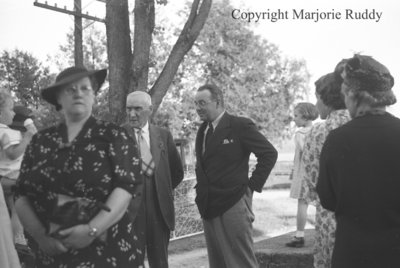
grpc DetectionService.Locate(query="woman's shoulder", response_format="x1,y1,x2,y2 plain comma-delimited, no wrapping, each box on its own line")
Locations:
90,118,130,139
308,121,325,135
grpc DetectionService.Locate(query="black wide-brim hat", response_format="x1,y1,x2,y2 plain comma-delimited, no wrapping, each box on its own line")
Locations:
41,66,107,107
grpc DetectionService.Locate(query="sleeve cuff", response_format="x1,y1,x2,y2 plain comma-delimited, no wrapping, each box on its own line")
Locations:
248,180,261,193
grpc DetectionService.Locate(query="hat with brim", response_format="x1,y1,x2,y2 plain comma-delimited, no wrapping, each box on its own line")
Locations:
343,55,395,106
41,66,107,108
9,105,34,132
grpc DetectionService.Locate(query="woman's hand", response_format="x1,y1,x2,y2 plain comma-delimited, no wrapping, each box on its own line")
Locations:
15,197,69,256
35,235,69,256
58,224,95,250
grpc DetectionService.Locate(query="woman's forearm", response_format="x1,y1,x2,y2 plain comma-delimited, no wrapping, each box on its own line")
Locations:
15,196,47,240
88,187,132,236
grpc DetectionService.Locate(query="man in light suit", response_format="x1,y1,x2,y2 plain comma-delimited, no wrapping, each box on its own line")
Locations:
124,91,184,268
194,84,278,268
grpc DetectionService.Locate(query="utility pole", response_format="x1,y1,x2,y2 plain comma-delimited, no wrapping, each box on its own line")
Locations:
74,0,83,67
33,0,105,67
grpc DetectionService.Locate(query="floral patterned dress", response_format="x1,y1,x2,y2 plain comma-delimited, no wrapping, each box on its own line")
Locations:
289,125,312,199
299,109,350,268
15,116,143,268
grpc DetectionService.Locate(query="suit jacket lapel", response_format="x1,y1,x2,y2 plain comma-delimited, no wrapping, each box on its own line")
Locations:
203,112,231,159
149,124,161,170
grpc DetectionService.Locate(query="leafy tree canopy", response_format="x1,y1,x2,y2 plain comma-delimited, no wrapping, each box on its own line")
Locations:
154,0,310,142
0,49,52,108
0,49,62,130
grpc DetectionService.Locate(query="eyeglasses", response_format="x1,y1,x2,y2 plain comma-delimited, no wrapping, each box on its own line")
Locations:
63,86,93,95
194,100,214,108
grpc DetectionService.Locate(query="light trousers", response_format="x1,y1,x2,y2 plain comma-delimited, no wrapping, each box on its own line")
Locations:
203,188,257,268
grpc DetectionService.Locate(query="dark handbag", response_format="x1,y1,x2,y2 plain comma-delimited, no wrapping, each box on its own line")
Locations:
48,194,111,238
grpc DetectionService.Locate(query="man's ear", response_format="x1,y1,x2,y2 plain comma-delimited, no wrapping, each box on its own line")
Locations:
216,98,222,108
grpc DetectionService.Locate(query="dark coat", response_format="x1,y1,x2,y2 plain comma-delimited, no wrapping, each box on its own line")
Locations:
195,112,277,219
123,123,184,231
317,113,400,268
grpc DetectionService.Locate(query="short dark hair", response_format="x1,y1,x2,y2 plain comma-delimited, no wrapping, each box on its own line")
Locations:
197,84,224,107
315,73,346,110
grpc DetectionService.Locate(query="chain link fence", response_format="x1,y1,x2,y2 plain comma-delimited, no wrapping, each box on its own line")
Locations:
171,161,293,240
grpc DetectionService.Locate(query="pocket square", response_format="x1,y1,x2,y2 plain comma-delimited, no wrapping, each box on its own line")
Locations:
222,138,234,144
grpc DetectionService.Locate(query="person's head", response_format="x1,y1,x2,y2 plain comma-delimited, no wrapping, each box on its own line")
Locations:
0,89,15,125
126,91,153,129
340,54,395,118
41,67,107,120
293,102,319,127
194,84,225,122
315,72,346,119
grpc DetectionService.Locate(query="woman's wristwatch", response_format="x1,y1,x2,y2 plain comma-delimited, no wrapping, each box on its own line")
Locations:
88,223,98,237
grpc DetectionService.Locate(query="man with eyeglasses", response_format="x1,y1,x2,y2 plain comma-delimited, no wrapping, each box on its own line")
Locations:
194,84,278,268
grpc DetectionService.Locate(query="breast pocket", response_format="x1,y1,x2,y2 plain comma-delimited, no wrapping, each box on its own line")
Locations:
219,140,241,161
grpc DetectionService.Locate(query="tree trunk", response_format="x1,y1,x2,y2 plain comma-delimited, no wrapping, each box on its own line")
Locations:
131,0,155,93
105,0,212,122
149,0,212,116
105,0,132,124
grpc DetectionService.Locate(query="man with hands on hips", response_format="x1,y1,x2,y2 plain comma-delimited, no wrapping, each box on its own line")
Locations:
194,84,278,268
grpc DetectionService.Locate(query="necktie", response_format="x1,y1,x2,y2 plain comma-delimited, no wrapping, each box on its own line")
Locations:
137,129,155,177
204,122,214,150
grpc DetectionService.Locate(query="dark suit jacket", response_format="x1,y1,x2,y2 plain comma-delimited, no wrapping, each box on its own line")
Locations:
317,113,400,267
123,123,184,231
195,112,278,219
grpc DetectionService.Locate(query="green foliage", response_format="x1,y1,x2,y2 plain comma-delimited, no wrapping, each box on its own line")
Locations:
32,104,64,130
44,0,310,143
154,0,310,142
92,87,113,122
0,49,67,130
0,49,52,108
52,23,108,70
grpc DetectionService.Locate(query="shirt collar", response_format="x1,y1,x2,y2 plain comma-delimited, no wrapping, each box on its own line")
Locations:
210,111,225,129
136,121,149,134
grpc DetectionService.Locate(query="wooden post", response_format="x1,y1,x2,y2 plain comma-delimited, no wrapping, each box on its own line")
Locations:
33,0,105,67
74,0,83,67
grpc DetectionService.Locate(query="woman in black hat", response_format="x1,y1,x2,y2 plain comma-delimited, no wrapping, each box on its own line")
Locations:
317,55,400,268
14,67,144,267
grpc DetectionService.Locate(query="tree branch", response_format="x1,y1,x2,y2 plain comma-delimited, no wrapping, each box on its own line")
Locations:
149,0,212,115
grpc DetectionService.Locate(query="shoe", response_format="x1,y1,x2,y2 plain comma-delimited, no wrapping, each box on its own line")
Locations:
285,236,305,248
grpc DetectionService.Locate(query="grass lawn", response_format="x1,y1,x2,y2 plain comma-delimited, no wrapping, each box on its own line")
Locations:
169,189,316,255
